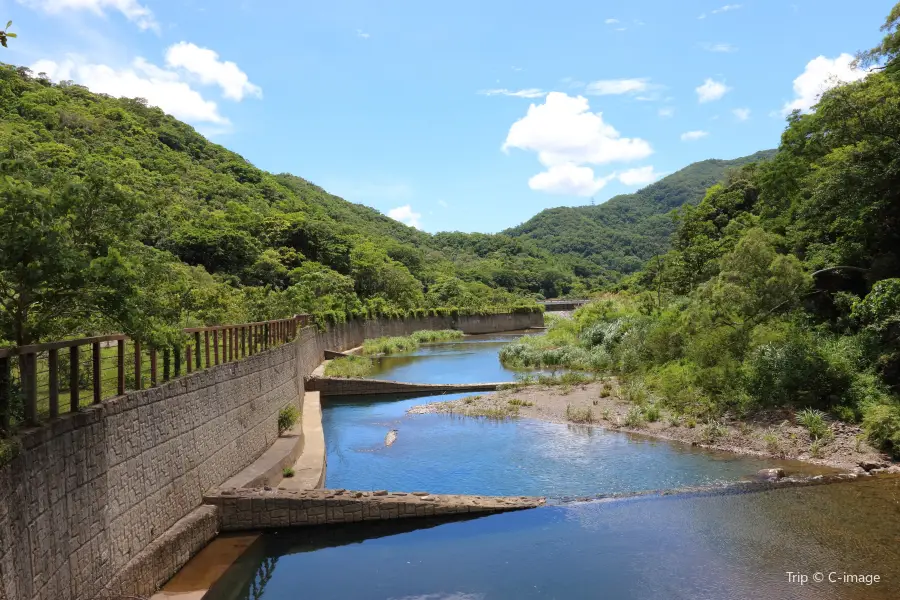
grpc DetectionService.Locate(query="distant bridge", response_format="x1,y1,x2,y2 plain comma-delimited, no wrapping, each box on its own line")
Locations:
539,299,590,312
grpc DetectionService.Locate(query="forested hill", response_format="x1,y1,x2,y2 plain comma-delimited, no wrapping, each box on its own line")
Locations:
504,150,776,283
0,64,562,347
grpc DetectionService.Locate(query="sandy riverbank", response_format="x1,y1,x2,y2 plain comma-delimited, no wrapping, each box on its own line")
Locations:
408,381,898,473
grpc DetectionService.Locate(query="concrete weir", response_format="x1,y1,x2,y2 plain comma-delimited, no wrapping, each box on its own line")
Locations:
204,488,545,531
306,376,505,397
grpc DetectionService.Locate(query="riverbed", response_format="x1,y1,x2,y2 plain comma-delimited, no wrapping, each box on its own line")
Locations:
201,333,899,599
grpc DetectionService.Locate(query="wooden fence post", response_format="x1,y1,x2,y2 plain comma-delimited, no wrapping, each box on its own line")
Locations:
92,342,101,404
117,340,125,396
70,346,80,412
49,349,59,418
150,348,158,387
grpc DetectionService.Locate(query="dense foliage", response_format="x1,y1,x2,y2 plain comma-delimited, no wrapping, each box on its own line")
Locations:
0,65,552,346
501,4,900,457
503,150,776,285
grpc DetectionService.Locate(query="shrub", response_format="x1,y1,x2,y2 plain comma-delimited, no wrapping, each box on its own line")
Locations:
565,404,594,423
862,403,900,458
282,466,295,478
278,405,299,434
744,337,850,409
762,430,781,454
643,404,661,422
623,406,645,427
796,408,831,441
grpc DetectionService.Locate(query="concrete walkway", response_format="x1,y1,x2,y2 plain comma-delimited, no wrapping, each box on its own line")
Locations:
282,391,326,490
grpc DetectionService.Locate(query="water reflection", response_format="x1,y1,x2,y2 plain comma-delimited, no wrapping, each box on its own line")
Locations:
204,477,900,600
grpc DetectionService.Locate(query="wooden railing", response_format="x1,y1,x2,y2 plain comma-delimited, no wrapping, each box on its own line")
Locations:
0,314,312,433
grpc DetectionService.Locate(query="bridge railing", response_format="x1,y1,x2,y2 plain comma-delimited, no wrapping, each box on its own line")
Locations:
0,314,313,433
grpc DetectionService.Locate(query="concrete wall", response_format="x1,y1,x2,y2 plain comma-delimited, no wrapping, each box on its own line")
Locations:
0,311,542,600
306,378,502,397
203,488,543,531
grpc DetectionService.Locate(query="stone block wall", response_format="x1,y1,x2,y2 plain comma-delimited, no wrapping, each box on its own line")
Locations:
204,488,544,531
0,311,542,600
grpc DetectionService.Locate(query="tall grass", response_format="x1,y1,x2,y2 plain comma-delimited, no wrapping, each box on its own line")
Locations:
324,355,376,378
361,329,463,355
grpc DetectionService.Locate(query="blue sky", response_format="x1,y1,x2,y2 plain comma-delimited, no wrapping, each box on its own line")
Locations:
0,0,893,232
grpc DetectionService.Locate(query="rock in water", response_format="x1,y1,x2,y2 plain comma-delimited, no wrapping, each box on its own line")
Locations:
756,468,785,481
385,429,398,446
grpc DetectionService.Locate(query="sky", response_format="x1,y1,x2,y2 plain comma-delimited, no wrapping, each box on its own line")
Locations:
0,0,893,233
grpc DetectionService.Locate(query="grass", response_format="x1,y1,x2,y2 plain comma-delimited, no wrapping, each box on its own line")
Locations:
361,330,463,356
565,404,594,423
809,438,828,458
0,438,21,468
701,420,728,444
282,467,295,478
762,429,781,454
796,408,831,441
508,398,534,407
278,405,299,434
324,355,376,378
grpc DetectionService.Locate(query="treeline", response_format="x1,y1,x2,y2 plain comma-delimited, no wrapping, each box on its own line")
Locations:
0,65,566,348
501,4,900,457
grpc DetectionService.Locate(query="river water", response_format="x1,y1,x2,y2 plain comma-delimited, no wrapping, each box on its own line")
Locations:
202,334,900,599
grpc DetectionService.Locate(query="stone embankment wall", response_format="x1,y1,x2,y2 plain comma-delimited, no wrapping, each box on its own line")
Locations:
0,311,542,600
204,488,544,530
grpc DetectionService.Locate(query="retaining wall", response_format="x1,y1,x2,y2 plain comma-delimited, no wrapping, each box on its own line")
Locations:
0,311,542,600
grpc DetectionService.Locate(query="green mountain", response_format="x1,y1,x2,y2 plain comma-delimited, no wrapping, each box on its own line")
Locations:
0,64,565,346
503,150,777,283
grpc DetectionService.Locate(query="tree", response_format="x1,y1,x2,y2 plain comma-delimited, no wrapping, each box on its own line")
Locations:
0,163,143,345
857,2,900,71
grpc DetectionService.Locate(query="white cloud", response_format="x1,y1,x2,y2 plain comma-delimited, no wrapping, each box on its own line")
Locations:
478,88,547,98
658,107,675,118
502,92,653,168
696,78,730,102
165,42,261,101
617,166,662,186
356,29,370,39
698,13,706,19
732,107,751,121
701,42,737,53
781,53,867,115
528,164,614,196
604,18,619,24
527,163,662,196
681,130,709,141
31,55,229,124
584,78,651,96
511,66,523,71
387,205,422,229
712,4,742,14
437,199,448,208
17,0,158,31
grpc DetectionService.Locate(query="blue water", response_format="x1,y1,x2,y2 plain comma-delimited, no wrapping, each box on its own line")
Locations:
205,477,900,600
366,332,545,384
324,335,815,498
323,392,811,498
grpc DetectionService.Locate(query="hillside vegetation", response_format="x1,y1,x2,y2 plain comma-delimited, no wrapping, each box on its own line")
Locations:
500,4,900,458
0,65,556,347
504,150,776,283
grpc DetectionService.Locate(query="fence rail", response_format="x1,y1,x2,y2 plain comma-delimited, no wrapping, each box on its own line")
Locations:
0,314,313,434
